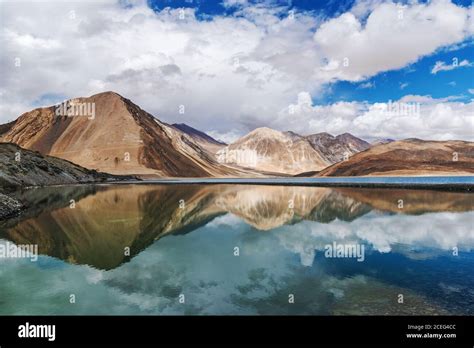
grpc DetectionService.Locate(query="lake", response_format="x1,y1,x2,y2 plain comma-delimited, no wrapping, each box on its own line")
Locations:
0,183,473,315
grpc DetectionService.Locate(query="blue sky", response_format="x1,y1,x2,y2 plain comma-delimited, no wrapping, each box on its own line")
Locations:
325,43,474,104
147,0,473,16
147,0,356,17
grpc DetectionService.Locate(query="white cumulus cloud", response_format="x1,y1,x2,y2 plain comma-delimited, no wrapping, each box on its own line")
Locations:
314,0,472,81
431,59,473,74
274,92,474,141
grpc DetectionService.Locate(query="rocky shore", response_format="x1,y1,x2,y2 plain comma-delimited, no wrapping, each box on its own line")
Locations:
0,142,136,220
0,193,23,220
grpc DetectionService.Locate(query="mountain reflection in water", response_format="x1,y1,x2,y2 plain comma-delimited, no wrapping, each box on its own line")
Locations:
0,184,473,315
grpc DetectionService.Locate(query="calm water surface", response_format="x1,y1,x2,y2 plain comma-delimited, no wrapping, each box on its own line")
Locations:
0,184,473,315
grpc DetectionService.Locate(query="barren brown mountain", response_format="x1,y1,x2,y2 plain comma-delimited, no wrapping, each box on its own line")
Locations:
0,92,244,177
220,128,371,175
306,132,370,163
318,139,474,176
219,127,331,175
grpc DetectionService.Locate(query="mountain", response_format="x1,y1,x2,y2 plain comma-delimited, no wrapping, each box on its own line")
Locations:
0,120,16,137
171,123,226,154
306,132,370,163
218,127,331,175
3,91,468,178
0,92,239,177
318,139,474,176
219,128,370,175
370,138,395,146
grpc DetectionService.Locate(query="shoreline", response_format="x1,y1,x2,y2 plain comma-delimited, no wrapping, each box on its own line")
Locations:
1,176,472,220
20,175,474,192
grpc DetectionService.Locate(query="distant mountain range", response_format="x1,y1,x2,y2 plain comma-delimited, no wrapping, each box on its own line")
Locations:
1,91,472,178
217,127,370,174
318,138,474,176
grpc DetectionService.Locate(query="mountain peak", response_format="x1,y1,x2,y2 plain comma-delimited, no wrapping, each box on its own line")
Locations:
307,132,335,139
247,127,284,138
224,126,330,174
90,91,123,99
336,132,359,140
304,131,370,165
171,123,226,147
0,93,236,177
283,130,304,141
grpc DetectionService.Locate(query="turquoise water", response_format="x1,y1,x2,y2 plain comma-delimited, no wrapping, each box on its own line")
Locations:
0,184,473,315
136,175,474,186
